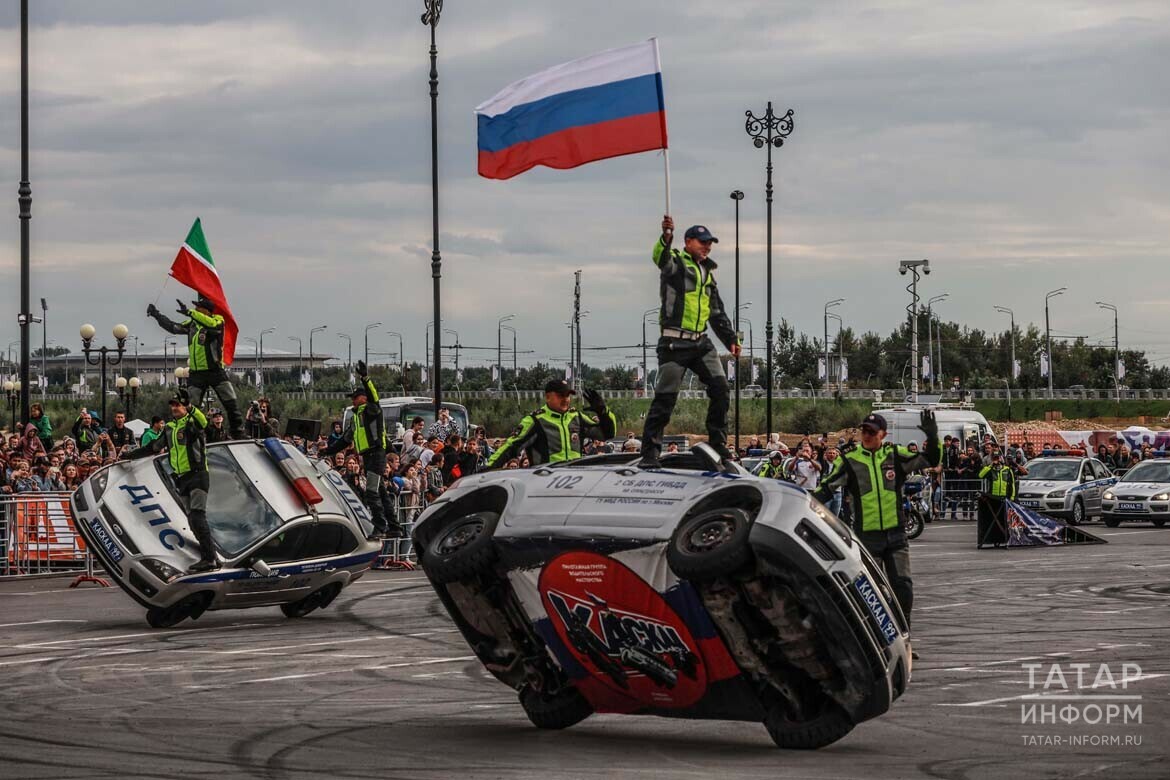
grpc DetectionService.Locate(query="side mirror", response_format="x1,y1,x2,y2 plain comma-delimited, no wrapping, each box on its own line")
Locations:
250,559,272,577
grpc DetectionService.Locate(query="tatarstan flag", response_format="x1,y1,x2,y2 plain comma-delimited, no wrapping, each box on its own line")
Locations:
169,218,238,365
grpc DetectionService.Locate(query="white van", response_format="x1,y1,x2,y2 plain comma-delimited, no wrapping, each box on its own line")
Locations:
872,403,996,448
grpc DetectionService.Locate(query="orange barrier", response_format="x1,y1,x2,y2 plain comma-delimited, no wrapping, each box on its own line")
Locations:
1,492,93,578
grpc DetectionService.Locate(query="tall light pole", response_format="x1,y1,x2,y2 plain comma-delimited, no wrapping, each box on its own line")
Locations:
730,190,744,446
258,327,274,394
386,331,405,381
739,313,755,376
823,299,843,389
39,298,47,396
1045,287,1066,396
641,307,658,397
994,306,1016,395
242,337,259,390
444,328,460,381
424,321,434,391
497,314,515,391
1097,301,1119,402
501,325,517,379
364,321,382,368
827,311,844,395
17,0,33,425
164,337,177,379
309,325,327,388
898,259,930,403
926,293,948,392
288,336,303,396
745,102,795,437
338,333,352,372
422,0,444,415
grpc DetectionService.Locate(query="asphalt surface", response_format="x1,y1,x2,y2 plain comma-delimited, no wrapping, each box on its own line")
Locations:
1,520,1167,780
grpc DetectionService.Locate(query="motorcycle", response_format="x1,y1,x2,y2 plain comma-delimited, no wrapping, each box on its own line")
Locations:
903,475,932,540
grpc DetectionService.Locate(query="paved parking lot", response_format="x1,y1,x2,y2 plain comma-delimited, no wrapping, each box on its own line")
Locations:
0,521,1166,780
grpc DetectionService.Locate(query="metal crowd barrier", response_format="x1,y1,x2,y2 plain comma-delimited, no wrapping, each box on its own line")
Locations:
374,493,424,570
938,477,983,521
0,491,93,578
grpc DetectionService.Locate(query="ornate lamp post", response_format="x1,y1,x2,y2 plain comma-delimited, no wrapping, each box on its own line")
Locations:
898,259,930,402
175,366,189,388
17,0,33,426
422,0,444,413
4,380,20,432
744,102,794,437
116,376,141,418
80,323,127,425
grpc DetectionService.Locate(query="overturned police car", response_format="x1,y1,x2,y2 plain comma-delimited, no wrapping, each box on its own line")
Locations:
72,438,380,628
412,443,911,750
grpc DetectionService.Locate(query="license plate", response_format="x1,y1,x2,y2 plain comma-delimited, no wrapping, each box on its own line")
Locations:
1021,500,1041,508
1118,502,1146,512
852,574,898,646
86,517,124,563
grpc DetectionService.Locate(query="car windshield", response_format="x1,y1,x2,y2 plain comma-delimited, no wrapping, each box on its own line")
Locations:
1120,461,1170,484
393,404,468,435
159,447,286,556
1024,461,1080,481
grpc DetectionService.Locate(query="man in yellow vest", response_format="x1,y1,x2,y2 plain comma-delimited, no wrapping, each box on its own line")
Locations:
147,295,245,439
758,451,787,480
639,216,741,469
486,379,616,469
977,450,1017,548
124,388,218,573
813,410,940,657
323,361,389,540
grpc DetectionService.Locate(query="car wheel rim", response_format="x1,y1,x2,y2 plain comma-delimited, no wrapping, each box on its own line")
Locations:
686,517,735,553
437,518,484,555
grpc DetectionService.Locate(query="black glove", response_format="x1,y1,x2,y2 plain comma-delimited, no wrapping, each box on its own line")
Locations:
582,388,606,414
356,359,367,379
919,409,939,440
176,299,190,316
146,303,159,318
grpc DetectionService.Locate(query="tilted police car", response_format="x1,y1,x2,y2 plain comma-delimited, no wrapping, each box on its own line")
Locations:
412,443,911,750
1101,458,1170,528
72,438,380,628
1016,455,1117,524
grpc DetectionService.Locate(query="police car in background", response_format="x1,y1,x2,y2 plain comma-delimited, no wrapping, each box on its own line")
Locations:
72,438,381,628
1100,458,1170,528
1016,453,1117,525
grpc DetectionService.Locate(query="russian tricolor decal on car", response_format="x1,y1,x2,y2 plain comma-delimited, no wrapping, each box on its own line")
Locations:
539,550,708,710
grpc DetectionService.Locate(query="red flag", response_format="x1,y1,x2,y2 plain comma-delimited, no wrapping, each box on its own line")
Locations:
168,218,238,365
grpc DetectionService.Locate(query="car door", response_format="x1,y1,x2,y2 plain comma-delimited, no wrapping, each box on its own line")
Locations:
292,521,363,591
1079,461,1103,515
222,524,317,607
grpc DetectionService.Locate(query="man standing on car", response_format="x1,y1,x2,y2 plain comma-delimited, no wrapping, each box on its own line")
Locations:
977,450,1017,548
638,216,741,469
123,389,219,573
486,380,616,469
813,410,939,658
323,361,389,541
146,295,245,439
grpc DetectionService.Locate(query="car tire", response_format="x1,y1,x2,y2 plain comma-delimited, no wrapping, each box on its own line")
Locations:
763,698,854,750
1153,519,1166,528
518,684,593,730
422,511,500,584
1103,515,1121,528
1069,499,1085,526
281,583,342,618
145,593,207,629
667,507,754,581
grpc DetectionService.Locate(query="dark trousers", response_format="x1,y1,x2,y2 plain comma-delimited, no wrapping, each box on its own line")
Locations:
188,369,245,438
176,471,216,563
362,449,388,534
641,335,730,460
859,529,913,630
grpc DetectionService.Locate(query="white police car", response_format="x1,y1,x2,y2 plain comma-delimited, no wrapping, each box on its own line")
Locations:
71,438,381,628
1017,455,1117,525
1101,458,1170,528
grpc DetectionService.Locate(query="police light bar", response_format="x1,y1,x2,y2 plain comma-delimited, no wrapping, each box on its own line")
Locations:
1039,448,1086,457
262,438,324,505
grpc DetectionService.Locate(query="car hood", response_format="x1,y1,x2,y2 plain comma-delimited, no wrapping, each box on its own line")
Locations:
87,460,199,565
1109,483,1170,497
1019,480,1077,491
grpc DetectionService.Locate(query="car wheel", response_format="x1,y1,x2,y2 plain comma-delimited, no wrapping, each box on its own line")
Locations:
281,583,342,618
1103,515,1121,528
1069,499,1085,526
1153,518,1166,528
422,511,500,584
145,593,206,628
518,684,593,730
667,507,754,581
763,697,854,750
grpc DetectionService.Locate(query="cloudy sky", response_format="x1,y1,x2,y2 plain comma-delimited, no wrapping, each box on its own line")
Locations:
1,1,1167,372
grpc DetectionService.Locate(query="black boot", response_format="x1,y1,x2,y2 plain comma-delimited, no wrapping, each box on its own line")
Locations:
187,510,220,573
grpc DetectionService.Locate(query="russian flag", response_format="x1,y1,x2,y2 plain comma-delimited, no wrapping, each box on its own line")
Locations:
476,39,668,180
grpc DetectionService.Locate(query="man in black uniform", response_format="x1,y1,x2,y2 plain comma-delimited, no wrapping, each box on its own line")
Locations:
124,389,219,573
323,361,390,540
146,295,244,439
639,216,741,469
486,380,616,469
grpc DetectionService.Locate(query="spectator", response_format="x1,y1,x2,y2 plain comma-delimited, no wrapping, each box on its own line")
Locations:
459,437,481,479
62,462,83,490
140,417,166,449
107,412,137,451
245,397,280,440
425,453,445,502
473,427,493,463
419,437,442,470
71,410,102,453
425,407,461,442
327,420,345,450
624,431,642,450
9,459,38,493
400,416,426,448
789,444,823,489
399,431,426,472
20,423,46,461
37,464,66,492
343,456,365,496
823,447,843,515
206,410,230,444
441,434,464,482
331,452,347,471
29,403,52,452
666,442,680,454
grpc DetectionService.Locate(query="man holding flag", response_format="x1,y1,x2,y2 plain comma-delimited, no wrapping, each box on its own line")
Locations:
146,219,245,439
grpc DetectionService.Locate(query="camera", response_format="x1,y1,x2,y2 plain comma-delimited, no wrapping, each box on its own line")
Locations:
249,400,262,416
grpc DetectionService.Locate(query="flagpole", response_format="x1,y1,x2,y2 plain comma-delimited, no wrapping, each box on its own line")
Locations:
652,37,672,232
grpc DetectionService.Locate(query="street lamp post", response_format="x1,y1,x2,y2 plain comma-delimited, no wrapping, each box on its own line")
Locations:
641,307,658,397
289,336,303,396
258,327,274,394
1045,287,1066,396
116,376,140,418
926,293,948,392
338,333,352,372
1097,301,1119,403
739,313,755,382
497,315,515,391
386,331,405,381
18,0,33,426
80,323,128,425
993,305,1015,395
309,325,327,389
39,298,47,397
243,337,259,391
823,299,843,390
898,259,930,403
364,322,382,368
4,381,20,432
501,325,517,379
745,102,795,438
444,329,460,381
730,191,744,447
175,366,189,388
421,0,444,415
827,312,844,396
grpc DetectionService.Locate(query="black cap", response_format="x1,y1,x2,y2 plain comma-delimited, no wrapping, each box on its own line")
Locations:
859,413,887,431
544,379,576,395
769,451,783,460
169,388,190,406
684,225,719,243
350,386,369,399
194,295,216,312
992,450,1003,459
